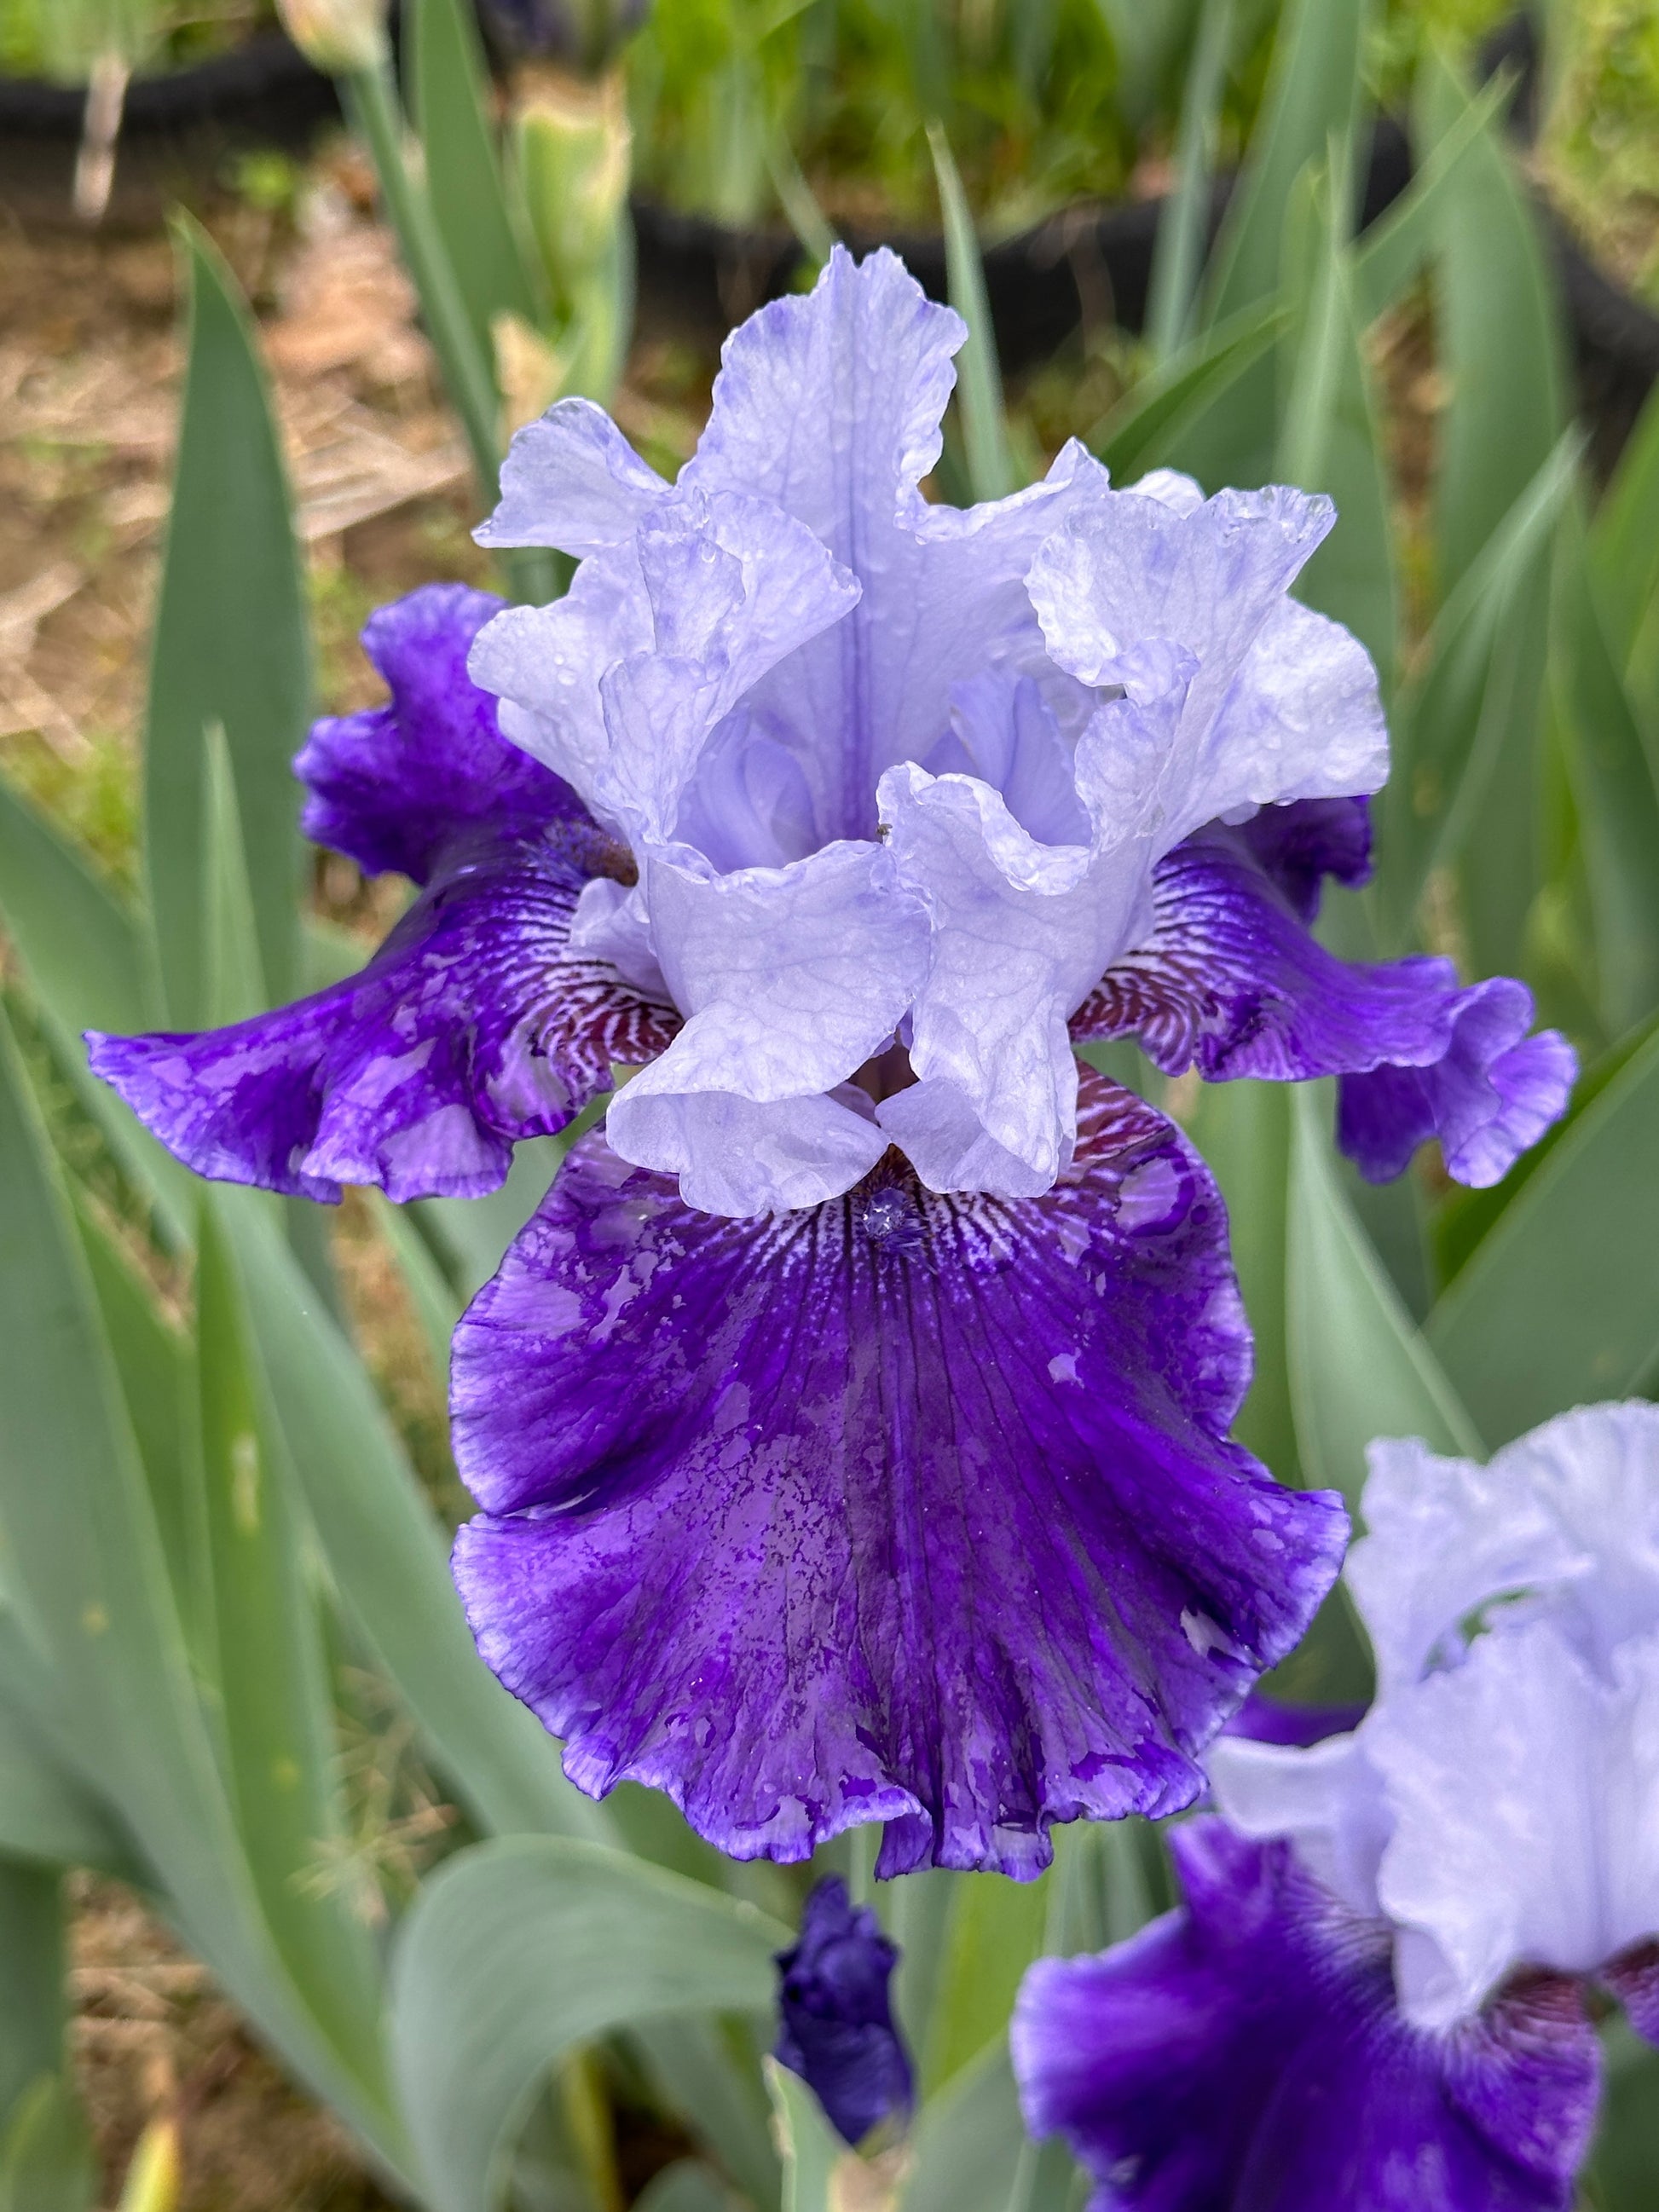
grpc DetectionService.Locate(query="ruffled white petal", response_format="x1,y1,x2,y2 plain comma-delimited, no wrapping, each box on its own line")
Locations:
596,492,861,845
872,1076,1061,1198
566,875,668,1000
1029,483,1331,690
1216,1405,1659,2038
1208,1728,1392,1920
469,251,1398,1216
1491,1402,1659,1666
1350,1406,1659,1694
876,679,1187,1194
924,672,1090,847
604,1083,888,1216
684,249,1116,839
1347,1434,1587,1696
477,397,671,556
684,244,963,548
1124,466,1206,516
1367,1618,1659,2028
1026,482,1387,849
468,546,652,817
625,840,927,1106
879,759,1142,1192
1205,597,1389,824
475,488,859,845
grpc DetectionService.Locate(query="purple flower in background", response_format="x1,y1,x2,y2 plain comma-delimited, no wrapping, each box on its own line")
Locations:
478,0,649,65
1012,1403,1659,2210
89,584,679,1203
775,1877,913,2147
87,248,1572,1877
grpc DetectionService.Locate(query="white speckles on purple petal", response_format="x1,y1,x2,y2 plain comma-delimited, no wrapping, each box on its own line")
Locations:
449,1068,1348,1874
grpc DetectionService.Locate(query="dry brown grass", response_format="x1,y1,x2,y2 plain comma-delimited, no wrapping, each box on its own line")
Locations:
72,1876,399,2211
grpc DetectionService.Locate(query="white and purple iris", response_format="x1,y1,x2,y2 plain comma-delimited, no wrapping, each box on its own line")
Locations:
1014,1401,1659,2211
88,249,1574,1876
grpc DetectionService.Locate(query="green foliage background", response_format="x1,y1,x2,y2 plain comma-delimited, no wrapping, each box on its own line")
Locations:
1,3,1658,2209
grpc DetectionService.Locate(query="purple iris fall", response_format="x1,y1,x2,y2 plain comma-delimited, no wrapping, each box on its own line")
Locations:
86,248,1574,1877
774,1876,913,2148
1012,1402,1659,2211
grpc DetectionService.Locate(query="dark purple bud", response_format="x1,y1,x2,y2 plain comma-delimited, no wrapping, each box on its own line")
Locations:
477,0,649,66
774,1878,914,2148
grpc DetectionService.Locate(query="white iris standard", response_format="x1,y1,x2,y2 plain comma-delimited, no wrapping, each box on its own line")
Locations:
1210,1401,1659,2032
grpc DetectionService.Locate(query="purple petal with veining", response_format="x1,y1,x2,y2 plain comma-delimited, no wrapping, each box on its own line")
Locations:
1071,829,1575,1188
296,583,583,883
1012,1819,1600,2212
1603,1942,1659,2046
1237,794,1373,923
448,1069,1347,1875
87,826,678,1203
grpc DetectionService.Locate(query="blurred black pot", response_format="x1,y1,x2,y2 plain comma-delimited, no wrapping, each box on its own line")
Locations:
633,16,1659,471
630,119,1413,373
0,31,338,145
0,31,339,225
1477,11,1659,473
3,5,1650,462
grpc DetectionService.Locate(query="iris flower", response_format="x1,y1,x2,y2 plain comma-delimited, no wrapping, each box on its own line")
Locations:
89,250,1572,1876
1013,1402,1659,2210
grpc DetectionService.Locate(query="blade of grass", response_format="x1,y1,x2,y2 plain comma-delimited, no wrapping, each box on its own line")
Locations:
1350,68,1512,323
1589,376,1659,670
1375,433,1578,951
225,1199,610,1845
144,223,308,1029
0,2075,94,2212
1417,49,1564,599
390,1838,789,2212
0,1864,72,2132
917,1874,1048,2099
0,1678,130,1875
1287,1086,1483,1514
902,2042,1026,2212
70,1194,209,1677
1554,519,1659,1037
200,721,268,1026
1426,1021,1659,1442
0,772,156,1037
0,773,190,1245
1146,0,1234,362
766,2060,840,2212
927,122,1014,504
342,59,503,513
412,0,543,363
198,1193,390,2100
0,1006,411,2180
1203,0,1371,325
1089,300,1287,482
1275,165,1396,679
1183,1078,1298,1484
766,127,837,269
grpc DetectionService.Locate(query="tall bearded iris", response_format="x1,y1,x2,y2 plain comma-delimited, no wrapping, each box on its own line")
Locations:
88,249,1573,1877
1013,1403,1659,2210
